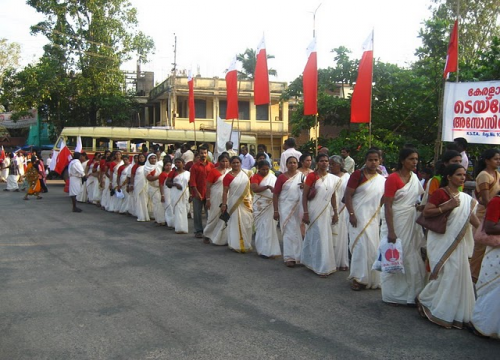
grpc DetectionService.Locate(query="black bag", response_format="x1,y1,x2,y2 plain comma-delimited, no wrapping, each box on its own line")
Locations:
219,210,230,224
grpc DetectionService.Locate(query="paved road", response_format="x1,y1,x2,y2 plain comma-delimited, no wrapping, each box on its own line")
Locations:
0,181,498,359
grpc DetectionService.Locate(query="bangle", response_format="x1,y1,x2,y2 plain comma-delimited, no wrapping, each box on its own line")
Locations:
206,198,210,200
304,212,309,214
349,212,354,215
274,211,278,213
438,206,443,214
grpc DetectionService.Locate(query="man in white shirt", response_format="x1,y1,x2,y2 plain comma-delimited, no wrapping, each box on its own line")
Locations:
69,152,86,212
454,137,469,171
225,141,238,158
341,148,356,174
279,137,302,173
181,144,195,165
239,146,255,170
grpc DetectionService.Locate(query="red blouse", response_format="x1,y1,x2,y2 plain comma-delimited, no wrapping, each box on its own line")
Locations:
384,173,405,198
485,196,500,223
207,168,223,184
223,173,235,187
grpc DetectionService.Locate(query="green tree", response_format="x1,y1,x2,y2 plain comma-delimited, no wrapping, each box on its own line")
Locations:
236,48,277,79
2,0,154,132
0,39,21,87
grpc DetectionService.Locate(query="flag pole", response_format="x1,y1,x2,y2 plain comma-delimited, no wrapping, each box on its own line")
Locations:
369,29,374,148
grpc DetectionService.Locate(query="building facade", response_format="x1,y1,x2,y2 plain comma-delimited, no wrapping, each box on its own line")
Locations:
146,76,289,160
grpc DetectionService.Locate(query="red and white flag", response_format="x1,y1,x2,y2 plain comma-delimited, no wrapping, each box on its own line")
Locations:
225,56,239,119
443,20,458,79
54,142,72,175
188,70,195,123
75,135,83,153
254,35,270,105
303,38,318,116
351,31,374,123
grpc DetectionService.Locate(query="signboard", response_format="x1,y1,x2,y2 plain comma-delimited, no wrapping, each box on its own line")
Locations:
0,109,38,129
443,81,500,144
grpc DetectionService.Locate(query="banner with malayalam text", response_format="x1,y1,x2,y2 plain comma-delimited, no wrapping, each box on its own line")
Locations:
443,81,500,144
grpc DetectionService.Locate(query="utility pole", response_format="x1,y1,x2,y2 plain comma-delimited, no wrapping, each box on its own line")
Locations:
310,3,321,155
168,34,177,128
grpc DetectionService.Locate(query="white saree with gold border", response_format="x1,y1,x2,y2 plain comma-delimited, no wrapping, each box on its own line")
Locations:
380,173,426,304
301,174,340,275
253,173,281,257
418,192,476,329
279,173,303,262
348,173,385,288
203,169,229,245
227,171,253,252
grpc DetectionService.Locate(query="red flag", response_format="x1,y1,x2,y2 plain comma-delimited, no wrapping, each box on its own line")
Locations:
0,146,5,161
225,56,239,119
54,144,72,175
303,38,318,116
443,20,458,79
188,71,195,123
351,31,374,123
254,35,270,105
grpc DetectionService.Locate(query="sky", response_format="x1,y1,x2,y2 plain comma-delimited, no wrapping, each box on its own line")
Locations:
0,0,433,84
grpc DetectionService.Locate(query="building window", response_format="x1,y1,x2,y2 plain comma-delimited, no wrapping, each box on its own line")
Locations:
219,100,250,120
219,100,228,119
239,101,249,120
195,99,207,119
256,104,269,121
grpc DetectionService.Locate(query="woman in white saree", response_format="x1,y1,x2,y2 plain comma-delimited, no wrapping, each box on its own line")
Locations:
168,158,190,234
251,160,280,258
134,154,150,222
273,156,302,267
145,153,166,225
301,153,340,277
76,157,89,203
345,150,386,291
472,195,500,338
204,154,230,245
117,155,131,214
329,155,350,271
108,151,123,212
417,164,479,329
85,153,100,204
159,159,174,228
126,155,139,215
221,156,253,253
381,148,426,305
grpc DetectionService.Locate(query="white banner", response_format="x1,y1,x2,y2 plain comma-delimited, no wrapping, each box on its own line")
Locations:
443,81,500,144
0,109,38,129
215,116,232,158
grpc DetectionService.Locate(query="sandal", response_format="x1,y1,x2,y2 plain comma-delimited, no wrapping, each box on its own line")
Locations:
350,280,365,291
285,261,296,268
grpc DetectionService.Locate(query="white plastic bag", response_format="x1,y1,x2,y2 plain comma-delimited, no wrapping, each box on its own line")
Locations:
115,189,125,199
372,248,382,272
379,238,405,274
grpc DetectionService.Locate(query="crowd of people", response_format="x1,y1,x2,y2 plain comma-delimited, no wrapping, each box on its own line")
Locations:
2,136,499,339
0,151,49,199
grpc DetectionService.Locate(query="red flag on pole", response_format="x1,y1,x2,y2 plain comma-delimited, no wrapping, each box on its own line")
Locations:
188,70,195,123
54,144,72,175
443,20,458,79
225,56,239,119
303,38,318,116
351,31,374,123
254,35,270,106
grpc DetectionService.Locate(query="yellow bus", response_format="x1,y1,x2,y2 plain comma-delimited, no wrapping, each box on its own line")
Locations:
53,127,258,155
